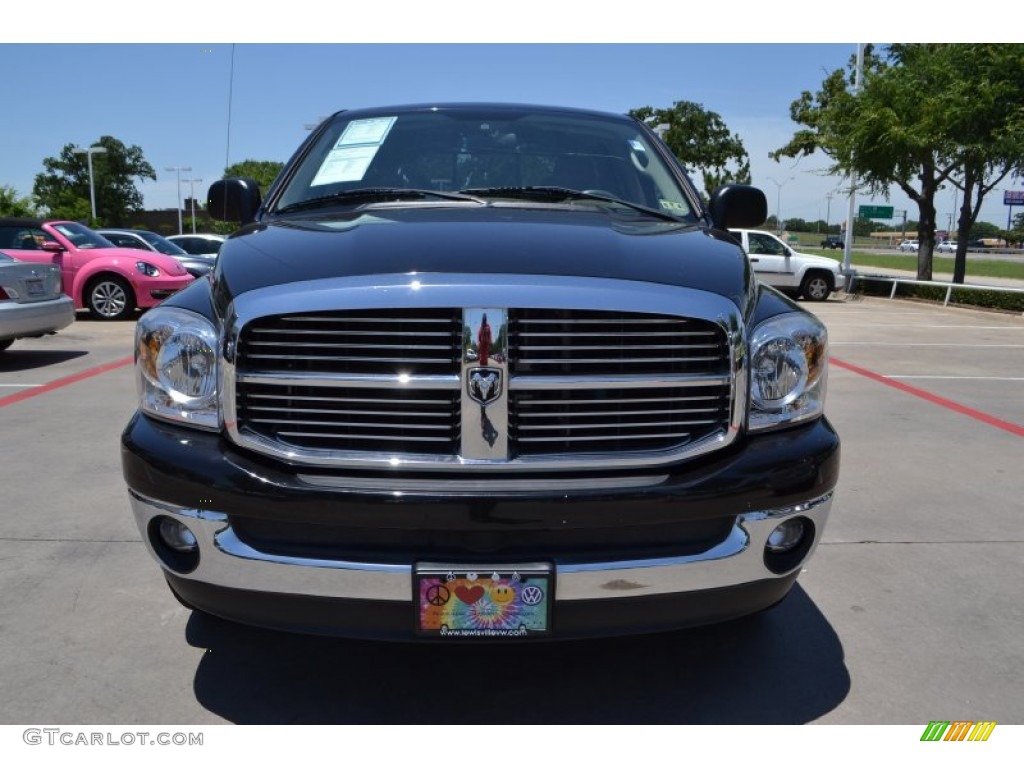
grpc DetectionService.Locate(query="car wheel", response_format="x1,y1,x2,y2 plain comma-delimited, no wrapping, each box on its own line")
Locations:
0,339,13,353
86,275,135,320
800,272,832,302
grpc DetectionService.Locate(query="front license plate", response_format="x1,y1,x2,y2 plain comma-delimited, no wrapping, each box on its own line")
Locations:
414,563,553,639
25,279,45,297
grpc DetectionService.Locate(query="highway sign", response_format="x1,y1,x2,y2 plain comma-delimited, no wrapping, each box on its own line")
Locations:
859,205,894,219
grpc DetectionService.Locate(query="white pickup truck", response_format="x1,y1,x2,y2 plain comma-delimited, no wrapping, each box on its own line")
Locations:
729,229,843,301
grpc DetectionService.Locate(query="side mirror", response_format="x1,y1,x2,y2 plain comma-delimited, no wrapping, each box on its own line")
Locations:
708,185,767,229
41,241,64,253
208,178,262,224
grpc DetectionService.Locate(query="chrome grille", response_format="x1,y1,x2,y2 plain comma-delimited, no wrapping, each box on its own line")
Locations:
227,284,740,470
510,384,731,455
508,310,729,376
239,309,461,376
236,383,459,454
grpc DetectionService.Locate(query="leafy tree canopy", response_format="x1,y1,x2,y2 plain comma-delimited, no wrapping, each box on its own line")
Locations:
629,101,751,196
224,160,285,193
772,44,1024,281
32,136,156,227
0,185,38,217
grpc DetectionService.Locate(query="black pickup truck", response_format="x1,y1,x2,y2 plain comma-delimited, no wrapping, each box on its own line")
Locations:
820,235,844,249
121,103,839,641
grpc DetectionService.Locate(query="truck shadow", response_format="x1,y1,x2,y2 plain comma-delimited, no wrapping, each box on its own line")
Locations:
0,349,88,371
186,584,849,724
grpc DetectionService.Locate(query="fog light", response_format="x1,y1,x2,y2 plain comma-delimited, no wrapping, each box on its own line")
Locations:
158,517,198,552
767,518,806,553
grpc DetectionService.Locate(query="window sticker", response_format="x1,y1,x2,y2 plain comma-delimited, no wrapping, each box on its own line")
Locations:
337,116,396,147
311,116,397,186
659,199,687,211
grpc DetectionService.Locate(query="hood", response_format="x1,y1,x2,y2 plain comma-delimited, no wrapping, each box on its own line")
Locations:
213,206,751,308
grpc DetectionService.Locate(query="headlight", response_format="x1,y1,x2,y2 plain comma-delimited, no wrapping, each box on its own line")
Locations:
135,307,219,430
136,261,160,277
748,313,828,432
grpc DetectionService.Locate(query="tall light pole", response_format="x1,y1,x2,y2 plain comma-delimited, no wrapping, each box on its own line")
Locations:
185,175,203,234
843,43,866,280
165,166,192,235
768,176,794,235
72,145,108,224
825,192,834,232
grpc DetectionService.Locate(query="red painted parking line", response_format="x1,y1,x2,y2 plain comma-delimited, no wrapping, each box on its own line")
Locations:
831,357,1024,438
0,356,133,409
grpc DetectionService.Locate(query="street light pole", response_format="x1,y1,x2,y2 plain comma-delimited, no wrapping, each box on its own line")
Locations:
186,175,203,234
72,145,108,224
165,166,192,235
767,176,794,235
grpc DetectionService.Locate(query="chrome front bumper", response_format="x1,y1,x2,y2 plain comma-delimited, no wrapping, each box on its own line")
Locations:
129,490,833,602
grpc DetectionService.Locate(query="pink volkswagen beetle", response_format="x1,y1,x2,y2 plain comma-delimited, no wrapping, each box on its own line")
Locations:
0,219,194,320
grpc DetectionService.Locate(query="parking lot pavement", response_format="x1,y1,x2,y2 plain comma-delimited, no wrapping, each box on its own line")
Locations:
804,296,1023,723
0,298,1021,724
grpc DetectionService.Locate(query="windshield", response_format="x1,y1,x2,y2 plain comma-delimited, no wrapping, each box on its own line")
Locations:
51,222,114,249
135,230,187,256
273,107,696,221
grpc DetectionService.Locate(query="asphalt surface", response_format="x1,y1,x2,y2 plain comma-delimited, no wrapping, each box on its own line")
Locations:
0,297,1021,725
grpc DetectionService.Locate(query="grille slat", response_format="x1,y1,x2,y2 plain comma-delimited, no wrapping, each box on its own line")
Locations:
517,420,717,431
518,408,720,418
277,432,454,443
518,433,693,443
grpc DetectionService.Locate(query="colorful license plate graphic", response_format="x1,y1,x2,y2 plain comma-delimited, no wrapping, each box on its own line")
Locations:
414,564,552,638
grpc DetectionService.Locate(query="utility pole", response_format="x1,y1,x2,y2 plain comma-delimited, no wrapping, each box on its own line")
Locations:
166,166,192,235
842,43,865,282
826,192,834,233
72,145,108,225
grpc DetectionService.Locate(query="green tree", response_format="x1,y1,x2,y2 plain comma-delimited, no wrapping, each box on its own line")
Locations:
32,136,155,227
933,44,1024,281
224,160,284,193
772,46,961,280
630,102,751,196
774,44,1024,282
0,185,38,217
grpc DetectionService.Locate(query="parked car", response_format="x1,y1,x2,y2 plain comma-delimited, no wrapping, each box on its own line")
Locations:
98,229,216,278
820,235,844,249
937,240,958,253
729,228,843,301
898,239,919,252
0,219,193,320
122,102,839,641
0,253,75,352
166,233,226,259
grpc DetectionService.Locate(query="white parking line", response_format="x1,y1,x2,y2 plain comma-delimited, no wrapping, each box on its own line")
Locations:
0,384,44,388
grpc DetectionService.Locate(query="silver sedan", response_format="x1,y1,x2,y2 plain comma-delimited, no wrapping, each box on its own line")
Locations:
0,254,75,352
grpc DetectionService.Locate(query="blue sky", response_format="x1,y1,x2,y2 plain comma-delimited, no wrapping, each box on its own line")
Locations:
3,8,1016,232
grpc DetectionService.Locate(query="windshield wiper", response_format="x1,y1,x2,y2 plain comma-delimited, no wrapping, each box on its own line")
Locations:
276,187,485,215
458,186,685,223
